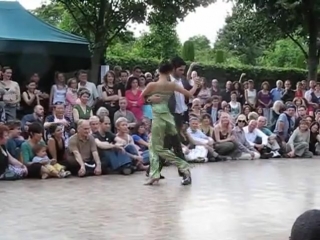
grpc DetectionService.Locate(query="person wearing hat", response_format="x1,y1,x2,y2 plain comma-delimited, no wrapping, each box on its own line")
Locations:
232,114,260,160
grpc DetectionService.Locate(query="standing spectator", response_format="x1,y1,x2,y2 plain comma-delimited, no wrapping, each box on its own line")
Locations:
197,78,211,106
1,67,20,121
139,75,152,119
77,70,99,108
49,72,67,108
132,66,142,78
100,71,120,123
21,80,39,115
65,78,78,121
270,80,283,102
258,81,272,124
221,81,232,102
210,79,220,97
125,76,144,121
229,91,241,121
245,79,257,110
310,82,320,110
233,81,244,104
281,80,295,103
116,70,129,97
295,81,305,98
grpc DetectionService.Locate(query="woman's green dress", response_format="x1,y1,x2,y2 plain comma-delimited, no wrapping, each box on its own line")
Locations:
149,92,190,179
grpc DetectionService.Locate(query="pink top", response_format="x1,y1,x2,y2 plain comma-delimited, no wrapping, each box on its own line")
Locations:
65,88,78,120
125,89,144,120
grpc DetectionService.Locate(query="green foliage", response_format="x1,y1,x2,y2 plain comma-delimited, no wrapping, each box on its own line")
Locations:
182,41,195,61
258,38,307,69
215,50,225,63
133,23,181,59
106,56,313,86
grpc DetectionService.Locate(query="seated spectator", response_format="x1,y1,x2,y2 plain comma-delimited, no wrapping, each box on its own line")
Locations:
274,105,296,146
89,116,100,134
213,112,238,157
242,105,252,120
0,124,28,180
72,89,93,123
21,105,44,137
243,120,273,159
125,76,144,121
232,114,260,160
132,122,149,151
43,103,75,144
189,98,202,118
205,95,220,124
20,122,47,178
257,116,281,157
295,105,307,128
93,116,133,175
141,117,151,134
47,124,67,165
200,113,214,138
309,122,320,155
114,98,136,128
65,120,103,177
32,144,70,179
248,111,259,121
286,119,313,158
5,120,24,159
179,122,209,162
115,117,149,170
187,117,222,160
96,107,109,118
270,100,285,131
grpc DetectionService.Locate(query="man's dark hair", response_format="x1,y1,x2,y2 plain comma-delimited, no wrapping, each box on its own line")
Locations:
132,66,141,72
170,56,186,69
120,70,128,76
28,122,43,134
290,209,320,240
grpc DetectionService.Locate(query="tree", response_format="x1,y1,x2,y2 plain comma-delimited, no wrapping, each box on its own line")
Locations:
134,23,181,59
258,38,306,68
187,35,211,51
31,2,65,26
182,40,195,61
236,0,320,79
214,4,280,65
53,0,215,83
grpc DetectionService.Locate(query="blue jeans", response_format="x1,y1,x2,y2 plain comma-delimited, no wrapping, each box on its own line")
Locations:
99,149,132,171
125,144,149,164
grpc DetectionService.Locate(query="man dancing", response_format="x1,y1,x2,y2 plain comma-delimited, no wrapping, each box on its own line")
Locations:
146,57,199,179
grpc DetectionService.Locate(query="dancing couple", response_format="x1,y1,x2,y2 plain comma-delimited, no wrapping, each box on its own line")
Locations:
141,60,199,185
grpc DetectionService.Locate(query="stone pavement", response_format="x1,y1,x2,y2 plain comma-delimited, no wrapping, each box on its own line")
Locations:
1,159,320,240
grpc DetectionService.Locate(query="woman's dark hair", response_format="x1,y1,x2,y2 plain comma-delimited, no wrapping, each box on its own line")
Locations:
126,76,139,91
170,56,186,68
103,70,116,84
48,123,60,135
310,122,320,132
200,113,213,125
78,88,91,97
28,122,43,136
2,66,11,73
233,81,242,90
138,75,147,87
132,122,146,135
159,61,173,74
200,77,208,88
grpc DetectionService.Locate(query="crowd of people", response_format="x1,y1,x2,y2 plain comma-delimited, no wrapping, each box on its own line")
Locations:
0,56,318,181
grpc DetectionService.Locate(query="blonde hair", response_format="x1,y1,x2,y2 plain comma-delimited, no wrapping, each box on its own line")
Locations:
248,112,259,121
115,117,128,127
272,100,284,114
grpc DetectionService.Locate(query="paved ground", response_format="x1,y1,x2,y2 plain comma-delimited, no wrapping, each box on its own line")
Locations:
0,159,320,240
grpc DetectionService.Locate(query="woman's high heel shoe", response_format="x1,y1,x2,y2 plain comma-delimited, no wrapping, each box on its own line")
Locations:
144,178,160,185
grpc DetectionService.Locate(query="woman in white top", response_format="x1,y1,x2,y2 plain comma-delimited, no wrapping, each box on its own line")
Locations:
49,72,67,107
229,91,241,121
245,79,257,109
1,67,20,121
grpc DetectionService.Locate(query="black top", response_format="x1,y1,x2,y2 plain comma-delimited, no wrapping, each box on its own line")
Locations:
0,145,9,176
102,85,119,107
116,82,126,97
47,137,65,162
21,91,37,114
93,131,116,155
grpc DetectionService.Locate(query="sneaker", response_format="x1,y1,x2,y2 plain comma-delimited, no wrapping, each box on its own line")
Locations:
121,167,133,175
59,171,71,178
181,170,192,185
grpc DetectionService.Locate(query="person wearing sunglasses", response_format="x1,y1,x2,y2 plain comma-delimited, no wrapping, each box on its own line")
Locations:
232,114,260,160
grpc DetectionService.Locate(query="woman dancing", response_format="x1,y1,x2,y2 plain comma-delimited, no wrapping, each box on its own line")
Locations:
141,61,199,185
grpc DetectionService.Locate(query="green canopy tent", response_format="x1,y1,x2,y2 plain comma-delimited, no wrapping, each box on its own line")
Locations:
0,1,91,90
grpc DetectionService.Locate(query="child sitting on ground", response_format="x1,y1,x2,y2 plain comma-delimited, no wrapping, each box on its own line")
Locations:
32,144,70,179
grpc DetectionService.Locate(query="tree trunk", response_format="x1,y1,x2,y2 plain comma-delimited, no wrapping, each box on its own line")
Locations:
307,53,319,81
90,47,105,84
